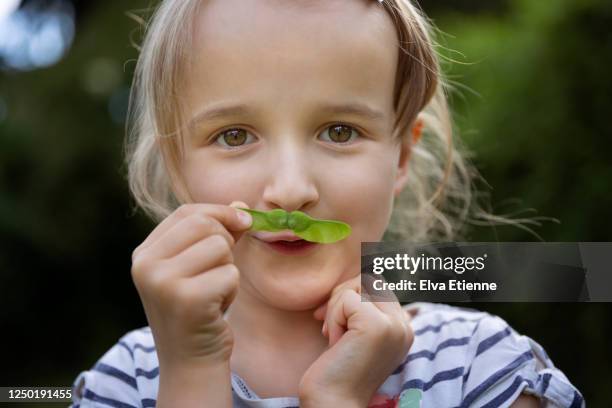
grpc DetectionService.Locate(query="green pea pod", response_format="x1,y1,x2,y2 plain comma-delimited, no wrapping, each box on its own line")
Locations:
237,208,351,244
289,210,351,244
238,208,287,231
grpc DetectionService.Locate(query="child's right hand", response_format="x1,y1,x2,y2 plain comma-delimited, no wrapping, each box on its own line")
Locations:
130,201,252,369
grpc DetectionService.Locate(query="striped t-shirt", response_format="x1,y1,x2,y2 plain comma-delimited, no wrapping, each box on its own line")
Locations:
70,302,584,407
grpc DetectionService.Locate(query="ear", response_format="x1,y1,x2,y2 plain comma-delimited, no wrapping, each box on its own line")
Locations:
393,119,424,197
393,115,425,197
393,133,412,197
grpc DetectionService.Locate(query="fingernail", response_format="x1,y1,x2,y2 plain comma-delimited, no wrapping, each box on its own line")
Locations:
237,209,252,227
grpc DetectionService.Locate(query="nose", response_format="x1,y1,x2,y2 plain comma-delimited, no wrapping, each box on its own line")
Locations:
262,140,319,212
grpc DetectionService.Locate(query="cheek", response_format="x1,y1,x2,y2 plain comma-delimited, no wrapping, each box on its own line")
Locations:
182,154,264,203
320,148,397,240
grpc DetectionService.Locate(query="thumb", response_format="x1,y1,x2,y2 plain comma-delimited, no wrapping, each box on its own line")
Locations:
229,201,251,242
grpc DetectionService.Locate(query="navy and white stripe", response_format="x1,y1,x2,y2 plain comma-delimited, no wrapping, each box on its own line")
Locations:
70,302,584,407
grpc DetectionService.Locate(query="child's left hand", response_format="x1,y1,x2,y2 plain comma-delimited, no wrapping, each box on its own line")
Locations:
298,276,413,407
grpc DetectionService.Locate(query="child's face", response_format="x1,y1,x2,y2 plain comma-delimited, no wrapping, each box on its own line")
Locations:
180,0,410,310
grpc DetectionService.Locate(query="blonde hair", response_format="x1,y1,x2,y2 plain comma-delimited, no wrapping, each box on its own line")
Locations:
125,0,524,242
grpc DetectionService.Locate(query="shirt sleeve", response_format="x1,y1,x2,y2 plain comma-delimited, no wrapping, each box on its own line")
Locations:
460,314,585,408
69,332,144,408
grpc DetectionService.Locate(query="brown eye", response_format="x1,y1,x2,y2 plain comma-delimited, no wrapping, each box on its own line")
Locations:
215,128,255,148
320,124,359,144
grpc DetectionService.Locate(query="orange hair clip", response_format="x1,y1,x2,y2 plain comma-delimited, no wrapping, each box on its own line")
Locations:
411,119,424,144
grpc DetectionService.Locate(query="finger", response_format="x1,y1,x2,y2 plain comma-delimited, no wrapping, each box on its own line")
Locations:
163,234,234,278
168,264,240,325
228,201,252,243
179,262,240,314
144,214,235,260
313,303,327,320
367,299,412,342
322,289,342,338
320,293,339,337
324,287,363,346
344,275,362,294
360,273,404,317
368,292,404,318
319,275,361,334
138,203,251,254
228,200,248,209
320,274,360,317
324,290,346,345
327,289,367,346
315,275,362,337
185,203,251,241
327,288,395,346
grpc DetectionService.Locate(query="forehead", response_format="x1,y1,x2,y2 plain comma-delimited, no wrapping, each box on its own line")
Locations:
184,0,398,118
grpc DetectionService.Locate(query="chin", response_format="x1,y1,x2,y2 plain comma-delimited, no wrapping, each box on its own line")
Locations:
234,244,358,310
249,273,337,311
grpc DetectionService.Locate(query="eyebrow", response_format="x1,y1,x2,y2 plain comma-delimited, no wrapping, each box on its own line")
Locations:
322,102,386,121
188,101,386,128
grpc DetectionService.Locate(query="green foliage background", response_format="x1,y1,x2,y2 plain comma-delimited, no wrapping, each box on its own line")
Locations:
0,0,610,405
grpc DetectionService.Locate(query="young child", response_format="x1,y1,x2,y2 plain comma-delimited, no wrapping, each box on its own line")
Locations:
71,0,584,406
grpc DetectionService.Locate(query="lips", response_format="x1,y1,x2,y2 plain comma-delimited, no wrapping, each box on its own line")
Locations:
259,238,317,255
251,231,318,255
